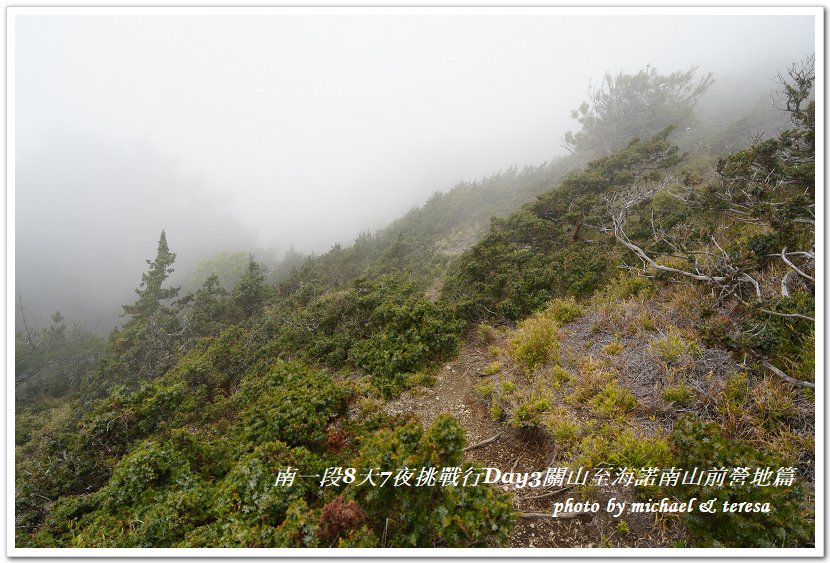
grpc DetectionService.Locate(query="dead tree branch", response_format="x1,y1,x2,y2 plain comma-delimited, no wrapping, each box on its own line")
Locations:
463,432,502,452
780,247,814,283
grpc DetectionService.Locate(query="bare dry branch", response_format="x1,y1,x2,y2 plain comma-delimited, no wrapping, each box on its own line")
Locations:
757,357,814,389
781,247,814,283
462,432,502,452
760,309,814,323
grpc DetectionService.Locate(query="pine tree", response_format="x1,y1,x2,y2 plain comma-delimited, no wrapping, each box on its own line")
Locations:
231,255,270,320
564,65,713,159
116,230,183,381
186,273,230,338
122,230,179,320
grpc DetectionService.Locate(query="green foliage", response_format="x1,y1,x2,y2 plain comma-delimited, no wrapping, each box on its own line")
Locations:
589,382,638,418
545,296,584,324
482,361,502,376
57,439,217,547
602,340,624,356
273,500,321,547
746,294,814,381
14,60,816,551
15,311,104,397
475,382,494,399
85,231,185,395
573,426,670,470
606,429,671,469
508,312,559,371
600,274,655,302
672,416,812,547
550,365,572,384
180,325,255,392
122,231,180,320
104,439,190,507
215,441,323,527
649,329,702,364
475,322,500,343
274,275,461,397
662,384,695,405
509,396,551,429
183,274,230,338
564,65,713,158
348,415,515,547
231,255,273,321
184,251,252,293
236,361,351,449
443,130,681,324
277,160,574,300
543,415,581,452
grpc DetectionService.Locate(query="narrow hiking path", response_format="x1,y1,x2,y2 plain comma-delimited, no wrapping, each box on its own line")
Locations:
383,299,710,548
384,334,598,547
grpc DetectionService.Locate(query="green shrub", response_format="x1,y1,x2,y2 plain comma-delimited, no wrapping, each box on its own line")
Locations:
482,361,502,376
508,313,559,371
649,329,702,364
672,416,812,547
589,383,638,418
546,297,583,324
476,382,494,399
543,414,581,453
272,275,462,397
476,323,500,343
662,384,695,405
215,441,323,526
550,365,572,385
592,274,654,309
575,427,670,470
57,439,219,547
237,361,351,449
348,415,515,547
638,312,657,331
104,440,190,507
437,133,683,326
510,397,551,429
347,277,461,396
603,340,624,356
608,429,671,469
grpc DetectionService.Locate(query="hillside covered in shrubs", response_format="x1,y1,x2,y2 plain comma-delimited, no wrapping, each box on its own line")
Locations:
15,59,815,549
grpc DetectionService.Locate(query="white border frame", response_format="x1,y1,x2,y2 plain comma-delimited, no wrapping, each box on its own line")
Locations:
6,5,824,558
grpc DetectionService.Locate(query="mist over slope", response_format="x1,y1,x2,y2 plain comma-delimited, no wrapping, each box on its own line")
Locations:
13,10,817,552
14,14,812,331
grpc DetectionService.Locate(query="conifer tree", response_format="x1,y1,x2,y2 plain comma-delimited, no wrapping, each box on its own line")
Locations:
231,255,270,320
117,230,183,380
122,230,179,320
186,273,230,338
564,65,713,159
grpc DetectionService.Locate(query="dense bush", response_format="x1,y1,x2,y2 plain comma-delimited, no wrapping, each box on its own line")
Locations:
236,361,352,448
347,414,515,547
672,416,813,547
273,275,461,396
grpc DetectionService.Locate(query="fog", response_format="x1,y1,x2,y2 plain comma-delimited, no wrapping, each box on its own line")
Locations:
13,10,815,330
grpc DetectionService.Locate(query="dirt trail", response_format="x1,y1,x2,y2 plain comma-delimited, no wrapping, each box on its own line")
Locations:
385,336,593,547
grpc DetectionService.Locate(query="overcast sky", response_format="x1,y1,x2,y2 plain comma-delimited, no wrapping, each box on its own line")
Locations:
13,10,816,327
